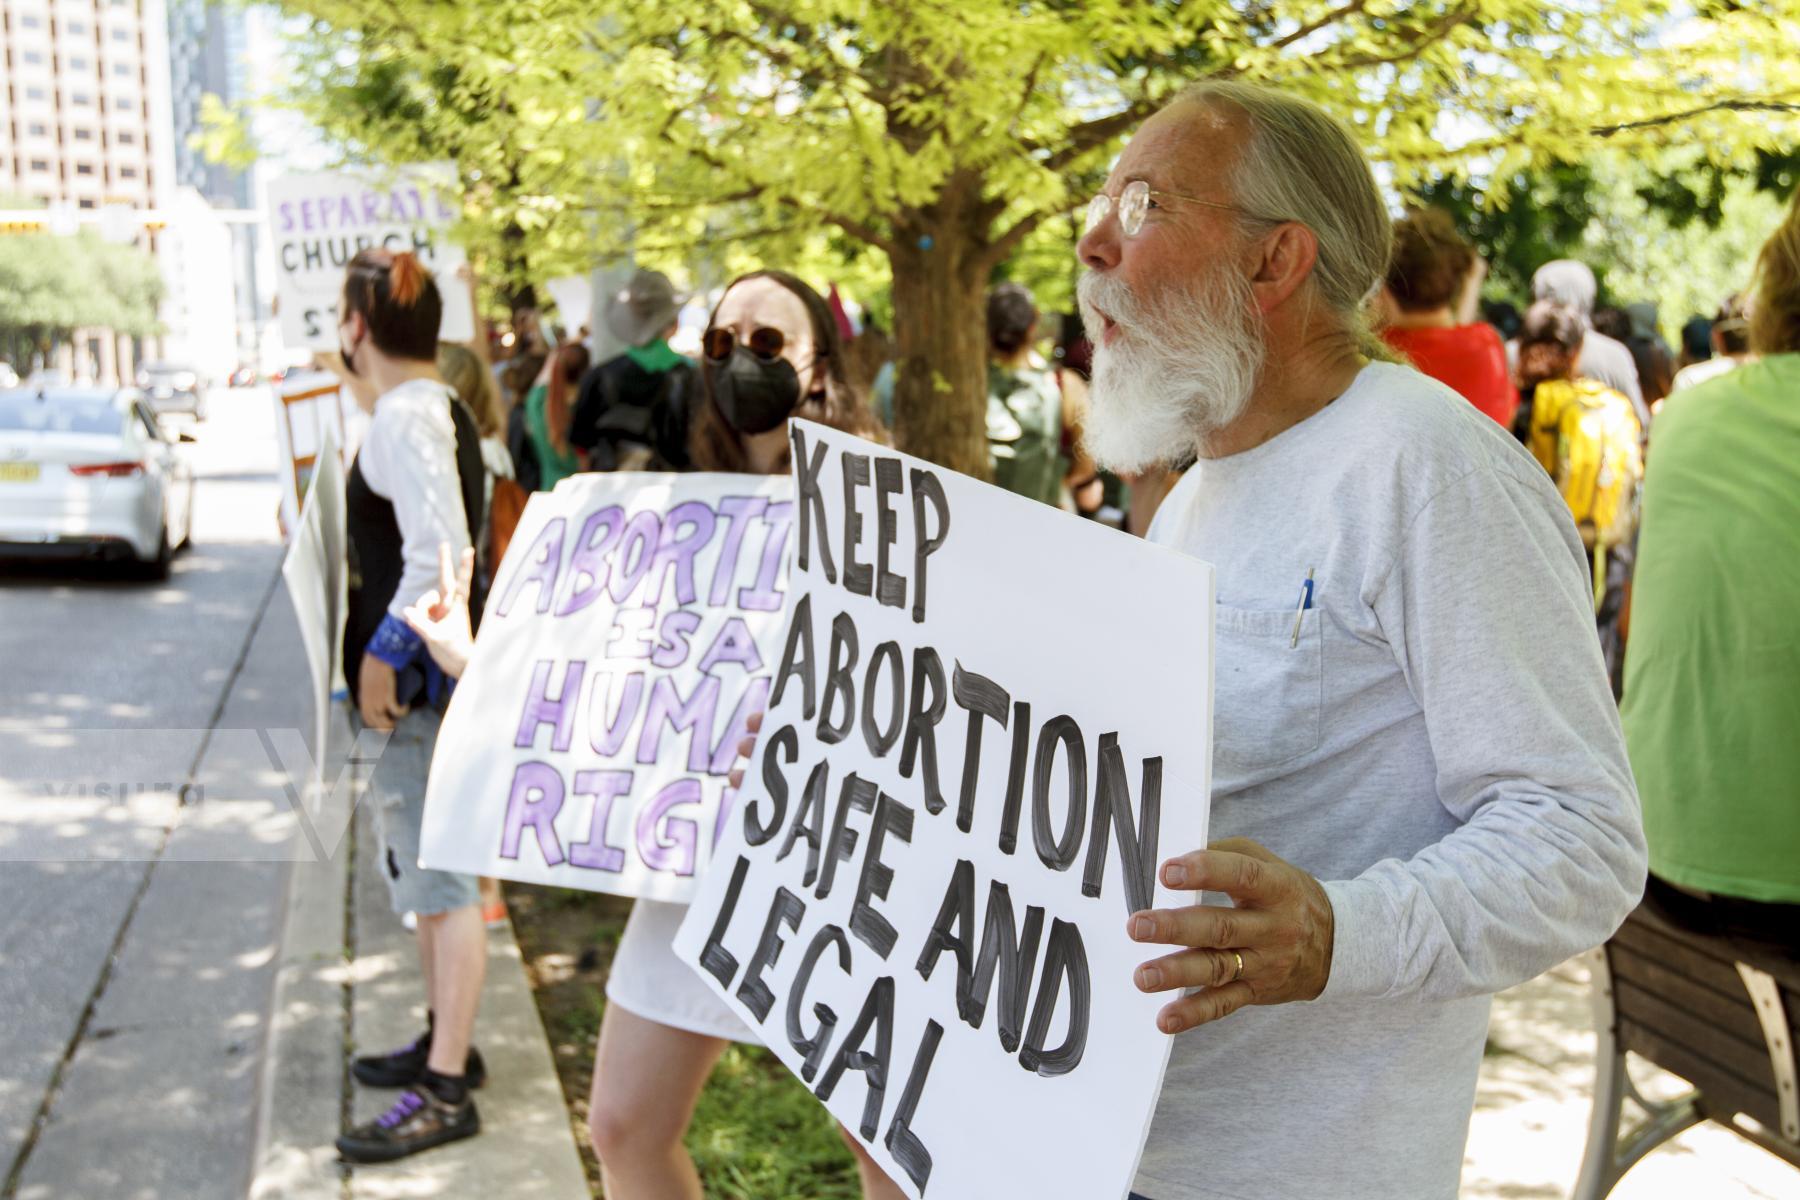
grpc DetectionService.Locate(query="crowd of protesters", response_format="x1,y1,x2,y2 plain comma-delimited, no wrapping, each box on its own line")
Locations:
312,75,1798,1200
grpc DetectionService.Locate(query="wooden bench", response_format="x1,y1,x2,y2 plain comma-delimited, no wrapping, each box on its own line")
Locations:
1573,903,1800,1198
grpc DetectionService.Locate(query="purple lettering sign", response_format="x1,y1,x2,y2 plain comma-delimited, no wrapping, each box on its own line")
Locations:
421,474,796,902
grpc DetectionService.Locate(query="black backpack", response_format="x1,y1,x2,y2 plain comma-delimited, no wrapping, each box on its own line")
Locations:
573,356,697,472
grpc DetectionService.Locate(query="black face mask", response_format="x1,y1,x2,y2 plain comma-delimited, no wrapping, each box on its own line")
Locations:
707,345,805,434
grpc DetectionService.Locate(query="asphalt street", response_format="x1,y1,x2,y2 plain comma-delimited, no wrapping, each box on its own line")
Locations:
0,389,297,1199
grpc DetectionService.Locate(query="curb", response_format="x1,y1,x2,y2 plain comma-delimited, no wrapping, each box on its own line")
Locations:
249,702,591,1199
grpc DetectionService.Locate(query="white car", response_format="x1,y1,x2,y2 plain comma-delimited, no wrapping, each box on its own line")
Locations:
0,386,196,578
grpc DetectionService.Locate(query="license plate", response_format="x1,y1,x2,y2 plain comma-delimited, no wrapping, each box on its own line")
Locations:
0,462,39,483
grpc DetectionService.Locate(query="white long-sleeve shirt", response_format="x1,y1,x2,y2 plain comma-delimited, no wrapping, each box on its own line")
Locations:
357,377,473,623
1134,362,1646,1200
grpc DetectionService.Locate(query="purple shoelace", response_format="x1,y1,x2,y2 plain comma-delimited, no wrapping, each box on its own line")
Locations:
376,1090,426,1129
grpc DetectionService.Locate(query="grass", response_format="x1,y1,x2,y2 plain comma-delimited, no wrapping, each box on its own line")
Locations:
507,884,863,1199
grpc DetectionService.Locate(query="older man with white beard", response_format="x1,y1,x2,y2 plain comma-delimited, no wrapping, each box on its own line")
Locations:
1077,82,1647,1200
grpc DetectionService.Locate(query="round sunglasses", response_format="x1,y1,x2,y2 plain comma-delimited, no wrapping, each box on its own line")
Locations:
703,325,788,363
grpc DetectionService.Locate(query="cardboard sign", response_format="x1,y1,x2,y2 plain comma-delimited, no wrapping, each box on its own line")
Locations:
281,428,347,772
419,474,795,902
271,370,359,541
673,421,1216,1200
267,165,474,351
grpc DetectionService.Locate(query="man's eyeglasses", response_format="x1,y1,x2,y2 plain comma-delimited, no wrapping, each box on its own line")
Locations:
703,326,786,363
1084,179,1246,239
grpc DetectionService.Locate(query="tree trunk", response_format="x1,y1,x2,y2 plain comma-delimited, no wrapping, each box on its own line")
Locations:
886,222,992,480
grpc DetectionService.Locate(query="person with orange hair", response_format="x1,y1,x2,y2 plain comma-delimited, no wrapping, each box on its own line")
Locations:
1622,189,1800,949
330,248,494,1163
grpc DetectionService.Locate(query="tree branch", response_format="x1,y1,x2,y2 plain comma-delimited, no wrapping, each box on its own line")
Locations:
1041,102,1158,173
1590,98,1800,138
1271,0,1372,50
976,204,1065,275
1316,1,1478,72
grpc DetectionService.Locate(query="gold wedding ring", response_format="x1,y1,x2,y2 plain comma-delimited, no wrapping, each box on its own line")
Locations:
1231,950,1244,983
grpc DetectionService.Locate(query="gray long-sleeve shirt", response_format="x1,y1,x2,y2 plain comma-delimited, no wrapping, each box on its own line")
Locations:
1133,362,1645,1200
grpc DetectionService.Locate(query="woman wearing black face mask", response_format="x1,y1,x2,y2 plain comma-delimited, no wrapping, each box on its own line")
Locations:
687,270,883,471
585,269,894,1200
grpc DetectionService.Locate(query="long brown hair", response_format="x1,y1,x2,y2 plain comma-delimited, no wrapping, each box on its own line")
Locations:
688,270,884,473
545,341,589,457
1750,188,1800,355
436,342,502,437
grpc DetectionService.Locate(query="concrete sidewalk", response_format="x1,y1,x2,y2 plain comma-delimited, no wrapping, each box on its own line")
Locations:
1465,958,1796,1198
250,706,588,1200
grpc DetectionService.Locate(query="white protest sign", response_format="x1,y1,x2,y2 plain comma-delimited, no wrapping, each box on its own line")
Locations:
544,275,593,335
419,474,795,902
271,370,355,541
673,421,1215,1200
267,164,473,351
281,428,347,775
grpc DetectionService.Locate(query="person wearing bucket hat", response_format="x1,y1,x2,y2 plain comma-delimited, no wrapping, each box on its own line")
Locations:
569,268,700,471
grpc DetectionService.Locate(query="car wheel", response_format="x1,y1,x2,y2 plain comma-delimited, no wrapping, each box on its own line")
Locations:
138,522,172,581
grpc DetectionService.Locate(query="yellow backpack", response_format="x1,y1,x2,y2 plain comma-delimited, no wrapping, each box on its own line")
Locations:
1527,378,1644,605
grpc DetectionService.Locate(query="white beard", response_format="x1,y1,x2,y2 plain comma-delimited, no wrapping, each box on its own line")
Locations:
1077,267,1266,473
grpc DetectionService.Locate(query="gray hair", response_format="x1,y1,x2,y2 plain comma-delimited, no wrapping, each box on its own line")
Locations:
1171,80,1392,329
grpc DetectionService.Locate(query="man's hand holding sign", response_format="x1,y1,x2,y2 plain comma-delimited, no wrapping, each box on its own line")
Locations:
678,420,1217,1200
1130,840,1335,1031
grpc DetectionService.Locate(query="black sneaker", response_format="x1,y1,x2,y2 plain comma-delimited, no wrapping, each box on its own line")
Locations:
352,1033,487,1089
336,1087,480,1163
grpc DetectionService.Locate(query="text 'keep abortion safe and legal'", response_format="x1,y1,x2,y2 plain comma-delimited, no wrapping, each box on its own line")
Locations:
674,422,1217,1200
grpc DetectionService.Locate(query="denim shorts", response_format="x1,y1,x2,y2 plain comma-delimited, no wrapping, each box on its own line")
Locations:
357,704,480,917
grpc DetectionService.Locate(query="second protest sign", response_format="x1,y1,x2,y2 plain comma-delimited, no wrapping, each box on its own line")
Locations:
420,473,793,902
674,421,1216,1200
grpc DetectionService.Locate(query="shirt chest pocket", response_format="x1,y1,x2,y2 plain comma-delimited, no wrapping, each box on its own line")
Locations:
1212,604,1325,777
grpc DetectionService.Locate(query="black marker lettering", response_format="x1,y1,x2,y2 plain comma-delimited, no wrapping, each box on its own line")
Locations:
790,424,837,583
908,467,949,623
861,640,905,758
950,663,1010,834
697,855,751,989
899,646,947,815
841,451,873,597
850,793,914,959
745,724,799,846
883,1019,942,1193
1032,715,1088,872
817,612,860,745
817,772,877,902
736,886,806,1023
815,975,895,1141
1018,918,1090,1077
770,592,817,720
873,457,906,610
997,700,1031,854
1081,735,1163,915
777,758,831,889
788,925,851,1082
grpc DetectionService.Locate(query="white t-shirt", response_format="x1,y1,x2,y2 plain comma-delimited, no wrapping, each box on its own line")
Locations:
357,377,473,623
1669,354,1742,394
1134,362,1645,1200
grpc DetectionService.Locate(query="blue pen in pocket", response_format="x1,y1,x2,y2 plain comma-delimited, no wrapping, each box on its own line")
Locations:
1289,567,1315,648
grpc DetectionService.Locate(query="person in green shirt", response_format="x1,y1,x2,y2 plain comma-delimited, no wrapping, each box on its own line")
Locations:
1621,190,1800,948
523,341,586,490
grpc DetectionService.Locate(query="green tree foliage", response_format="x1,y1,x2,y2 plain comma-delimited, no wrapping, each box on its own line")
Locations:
1414,149,1792,329
266,0,1800,473
0,234,164,367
